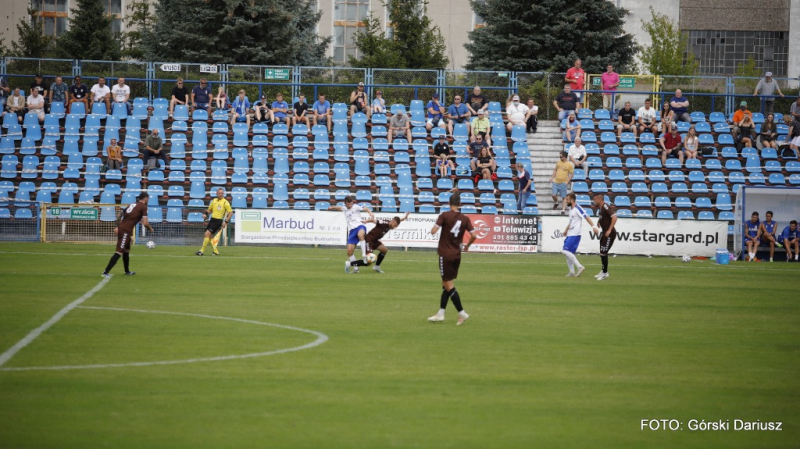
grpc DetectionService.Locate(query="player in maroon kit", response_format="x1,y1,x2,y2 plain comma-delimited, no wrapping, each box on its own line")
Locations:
348,212,409,273
428,194,477,325
102,192,154,276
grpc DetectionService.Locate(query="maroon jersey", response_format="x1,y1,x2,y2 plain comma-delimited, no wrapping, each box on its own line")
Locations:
436,211,474,258
597,202,617,233
366,222,392,248
118,202,147,233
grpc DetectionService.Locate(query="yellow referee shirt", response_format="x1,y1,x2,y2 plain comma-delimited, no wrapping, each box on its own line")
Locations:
208,198,232,220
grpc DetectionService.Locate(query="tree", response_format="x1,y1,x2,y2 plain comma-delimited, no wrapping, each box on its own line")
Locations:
57,0,121,60
141,0,330,66
9,10,54,58
465,0,637,73
349,0,448,69
121,0,154,60
639,7,698,76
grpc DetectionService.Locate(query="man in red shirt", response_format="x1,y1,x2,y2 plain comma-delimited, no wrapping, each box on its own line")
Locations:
103,192,154,276
659,123,684,165
565,58,585,109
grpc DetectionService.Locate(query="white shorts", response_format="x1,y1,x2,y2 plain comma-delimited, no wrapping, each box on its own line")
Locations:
427,118,445,127
792,136,800,147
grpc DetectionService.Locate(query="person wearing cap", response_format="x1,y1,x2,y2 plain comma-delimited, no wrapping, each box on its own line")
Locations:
525,98,539,133
669,89,691,123
426,93,446,132
49,76,69,111
168,78,189,116
433,136,454,179
753,72,784,116
659,122,684,166
790,96,800,122
563,111,581,143
68,75,89,113
271,92,290,125
505,94,529,131
470,109,492,147
553,85,579,121
600,63,620,110
90,76,111,113
731,101,752,140
466,86,488,116
191,78,214,112
293,93,310,127
349,81,371,120
371,90,388,116
447,94,471,136
29,74,49,110
388,105,411,145
312,93,331,133
254,94,273,124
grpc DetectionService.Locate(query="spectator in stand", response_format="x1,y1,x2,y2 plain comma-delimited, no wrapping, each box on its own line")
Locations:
759,113,778,150
292,94,310,127
90,76,111,113
563,111,581,143
791,96,800,122
758,211,780,262
567,137,587,171
744,211,761,262
230,89,251,128
637,98,658,135
670,89,691,122
616,101,638,138
425,93,446,132
371,90,388,116
470,109,492,147
111,77,131,115
526,98,538,133
784,114,800,159
26,88,45,123
29,74,49,112
49,76,68,110
271,93,290,126
469,134,490,174
68,75,89,113
778,220,799,262
505,94,528,131
0,75,8,111
731,101,752,139
565,58,585,109
312,93,331,133
142,128,166,171
447,94,471,136
553,85,579,121
601,63,620,110
683,126,699,160
350,82,371,120
106,138,123,170
475,146,495,181
550,151,574,214
388,108,411,145
658,101,674,134
215,86,228,110
753,72,784,116
254,95,273,124
659,122,684,165
433,136,454,179
6,88,25,123
516,162,533,212
168,78,189,116
737,115,755,148
191,78,213,112
466,86,488,116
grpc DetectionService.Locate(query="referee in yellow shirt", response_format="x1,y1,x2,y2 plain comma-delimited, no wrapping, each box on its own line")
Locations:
196,188,233,256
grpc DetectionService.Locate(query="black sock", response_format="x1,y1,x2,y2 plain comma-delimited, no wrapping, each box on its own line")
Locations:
123,253,130,272
104,253,121,273
351,260,367,266
376,252,386,266
601,255,609,273
448,288,463,312
439,288,449,309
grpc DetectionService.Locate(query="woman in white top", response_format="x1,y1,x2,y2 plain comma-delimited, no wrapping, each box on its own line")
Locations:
684,126,699,159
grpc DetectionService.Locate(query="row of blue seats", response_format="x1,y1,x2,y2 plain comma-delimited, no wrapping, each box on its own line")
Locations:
573,130,792,146
576,143,793,160
571,118,788,136
571,155,799,171
574,108,783,124
577,167,800,183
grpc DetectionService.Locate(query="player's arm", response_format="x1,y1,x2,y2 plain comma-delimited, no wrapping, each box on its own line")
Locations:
400,212,410,222
430,225,440,235
222,205,233,227
327,205,343,211
584,215,598,234
113,210,124,234
364,207,375,221
463,230,478,251
141,216,154,233
606,214,617,237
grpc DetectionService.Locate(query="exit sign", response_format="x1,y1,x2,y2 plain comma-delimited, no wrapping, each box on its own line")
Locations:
265,69,290,80
593,77,635,88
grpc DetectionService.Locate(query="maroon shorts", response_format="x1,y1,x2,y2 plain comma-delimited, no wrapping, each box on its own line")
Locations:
599,231,616,255
439,255,461,281
365,237,383,253
115,228,133,254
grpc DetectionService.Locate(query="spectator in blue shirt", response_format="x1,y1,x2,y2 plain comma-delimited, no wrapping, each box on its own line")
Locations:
447,94,471,137
426,93,446,132
669,89,691,123
516,162,533,212
230,89,251,128
191,78,214,112
778,220,798,262
313,93,331,133
272,92,289,125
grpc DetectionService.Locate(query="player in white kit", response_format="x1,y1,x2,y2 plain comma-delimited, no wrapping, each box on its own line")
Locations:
329,195,374,273
562,193,598,277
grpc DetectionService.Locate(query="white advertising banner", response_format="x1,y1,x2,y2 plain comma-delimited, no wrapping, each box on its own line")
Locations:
367,212,440,249
540,217,728,257
235,209,346,246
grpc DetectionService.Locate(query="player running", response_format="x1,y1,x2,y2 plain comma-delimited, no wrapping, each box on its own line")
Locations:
744,211,761,262
103,192,153,277
348,212,409,274
562,193,596,277
329,196,374,273
428,194,477,325
758,210,782,262
196,188,232,256
778,220,798,262
592,192,617,281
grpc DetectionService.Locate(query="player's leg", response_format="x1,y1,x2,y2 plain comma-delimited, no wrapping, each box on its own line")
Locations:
768,236,775,261
791,240,799,260
357,227,367,259
373,244,388,273
104,231,129,275
103,251,122,276
345,242,359,273
597,232,615,280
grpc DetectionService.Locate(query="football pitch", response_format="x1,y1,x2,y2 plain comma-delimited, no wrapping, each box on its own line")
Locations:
0,242,798,448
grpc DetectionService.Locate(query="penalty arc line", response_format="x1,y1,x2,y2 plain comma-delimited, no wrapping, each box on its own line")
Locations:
0,276,111,369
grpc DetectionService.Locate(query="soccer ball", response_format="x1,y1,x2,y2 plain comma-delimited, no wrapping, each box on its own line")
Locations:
681,255,691,263
365,253,377,265
146,241,156,249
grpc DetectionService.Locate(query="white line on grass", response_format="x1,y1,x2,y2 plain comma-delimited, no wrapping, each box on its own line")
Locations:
0,306,329,372
0,276,111,369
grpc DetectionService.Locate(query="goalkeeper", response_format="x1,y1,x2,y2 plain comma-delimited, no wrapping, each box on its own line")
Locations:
196,188,232,256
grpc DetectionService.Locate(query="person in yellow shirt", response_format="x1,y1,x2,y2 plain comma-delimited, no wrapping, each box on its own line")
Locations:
549,151,574,215
470,109,492,147
106,138,123,170
196,188,232,256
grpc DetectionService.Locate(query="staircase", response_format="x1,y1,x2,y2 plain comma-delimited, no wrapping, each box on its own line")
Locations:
529,120,567,215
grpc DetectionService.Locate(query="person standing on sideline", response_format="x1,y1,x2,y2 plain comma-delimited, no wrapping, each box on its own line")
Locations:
593,192,617,280
753,72,784,116
562,193,596,277
103,192,153,277
428,194,477,326
601,63,620,110
516,162,533,213
196,188,232,256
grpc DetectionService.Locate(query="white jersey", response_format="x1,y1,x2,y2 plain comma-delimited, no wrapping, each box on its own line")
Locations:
567,204,588,236
344,204,365,230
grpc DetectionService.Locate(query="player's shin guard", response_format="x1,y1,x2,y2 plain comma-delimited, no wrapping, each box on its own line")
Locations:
122,253,130,272
376,252,386,266
104,253,121,273
359,240,367,259
440,287,449,309
448,288,463,312
601,255,609,273
201,237,210,253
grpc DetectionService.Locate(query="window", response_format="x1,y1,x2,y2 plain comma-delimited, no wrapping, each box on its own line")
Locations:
474,0,486,29
686,30,789,77
30,0,69,37
105,0,123,38
333,0,370,65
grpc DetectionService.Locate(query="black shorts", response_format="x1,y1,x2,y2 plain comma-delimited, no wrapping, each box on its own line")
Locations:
439,255,461,281
115,228,133,254
599,230,616,255
206,218,224,235
366,237,383,253
352,101,365,112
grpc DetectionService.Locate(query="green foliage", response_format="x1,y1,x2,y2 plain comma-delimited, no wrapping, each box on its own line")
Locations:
121,0,154,60
0,37,9,57
56,0,121,61
349,0,448,70
734,55,761,92
639,6,698,76
10,10,54,58
465,0,637,73
141,0,330,66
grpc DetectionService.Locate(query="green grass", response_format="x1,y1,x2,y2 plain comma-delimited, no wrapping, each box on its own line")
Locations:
0,242,798,448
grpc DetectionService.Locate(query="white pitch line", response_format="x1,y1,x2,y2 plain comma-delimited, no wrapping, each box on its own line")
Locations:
0,306,329,372
0,276,111,369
